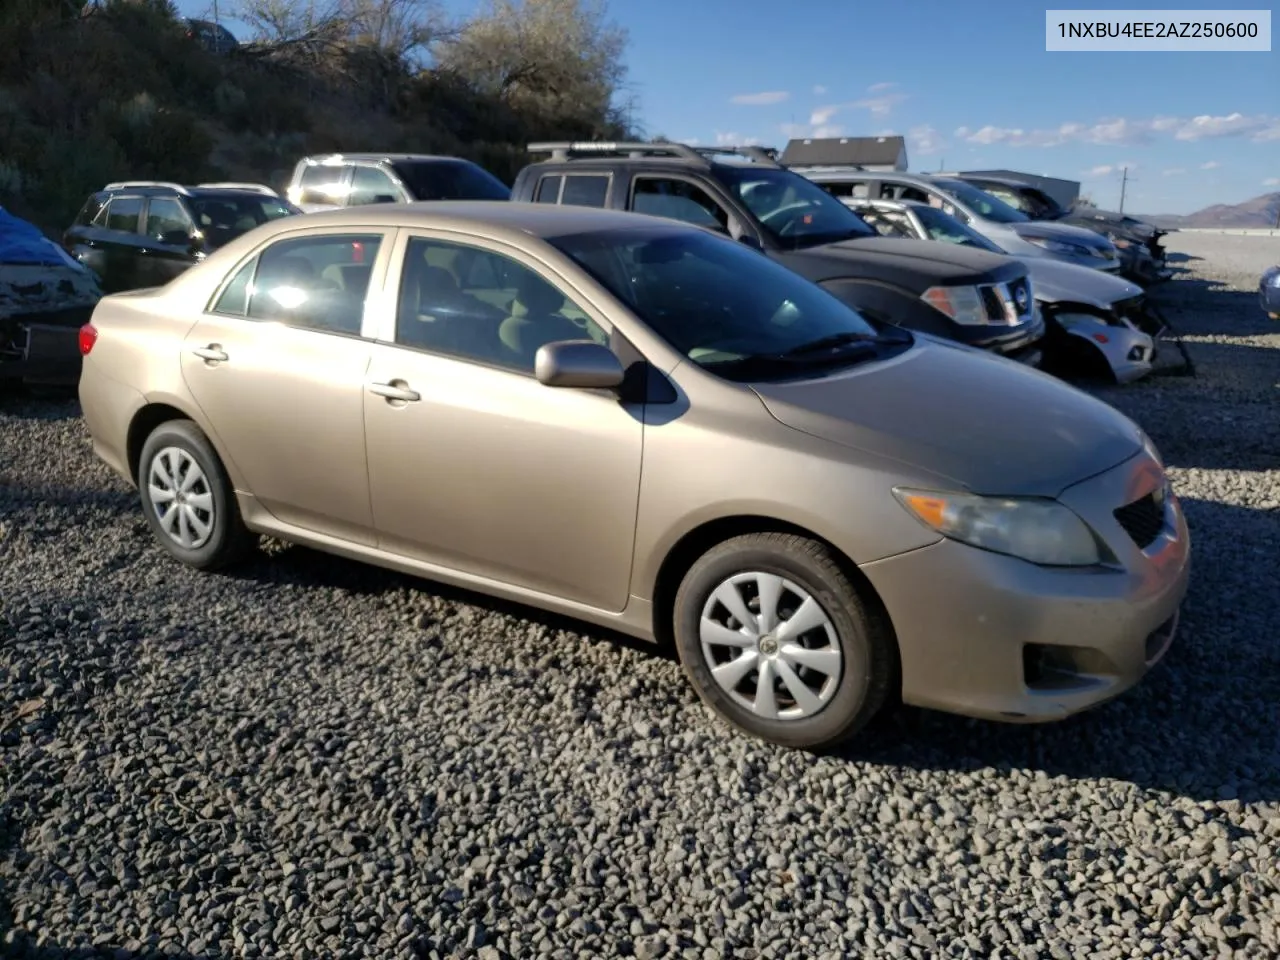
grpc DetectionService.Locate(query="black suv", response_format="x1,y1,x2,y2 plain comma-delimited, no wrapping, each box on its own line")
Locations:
511,142,1043,363
63,181,301,293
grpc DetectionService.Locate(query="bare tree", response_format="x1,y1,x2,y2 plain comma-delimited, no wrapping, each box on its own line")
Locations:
431,0,628,118
233,0,448,62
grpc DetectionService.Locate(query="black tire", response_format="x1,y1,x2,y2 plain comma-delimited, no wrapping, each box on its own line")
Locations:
137,418,254,571
672,533,894,751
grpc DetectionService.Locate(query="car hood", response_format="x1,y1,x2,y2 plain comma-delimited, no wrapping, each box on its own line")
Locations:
1011,221,1116,251
807,235,1023,285
1024,258,1143,308
751,336,1143,497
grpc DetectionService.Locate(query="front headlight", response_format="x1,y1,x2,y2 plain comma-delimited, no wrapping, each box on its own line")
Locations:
1025,236,1088,257
893,487,1105,566
920,285,989,325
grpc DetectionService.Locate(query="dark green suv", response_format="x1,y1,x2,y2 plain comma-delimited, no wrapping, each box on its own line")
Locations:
62,181,301,293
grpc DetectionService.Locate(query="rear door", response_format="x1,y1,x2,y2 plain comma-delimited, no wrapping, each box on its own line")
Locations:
95,196,149,292
138,196,198,287
179,227,392,544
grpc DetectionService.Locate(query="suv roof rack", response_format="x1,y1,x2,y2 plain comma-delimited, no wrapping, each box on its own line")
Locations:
526,141,710,164
780,162,868,172
196,182,280,197
690,145,782,167
103,180,191,195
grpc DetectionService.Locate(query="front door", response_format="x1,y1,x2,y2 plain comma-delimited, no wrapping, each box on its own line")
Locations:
179,228,392,545
362,231,644,611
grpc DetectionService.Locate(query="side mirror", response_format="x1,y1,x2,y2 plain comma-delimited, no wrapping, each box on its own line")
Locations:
534,340,625,389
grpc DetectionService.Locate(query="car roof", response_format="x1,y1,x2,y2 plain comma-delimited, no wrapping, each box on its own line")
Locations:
300,153,469,165
255,199,696,240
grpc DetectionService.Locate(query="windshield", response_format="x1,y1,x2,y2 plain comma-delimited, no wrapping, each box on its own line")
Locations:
911,204,1004,252
190,194,298,247
549,225,900,382
715,165,876,249
392,160,511,201
931,178,1029,224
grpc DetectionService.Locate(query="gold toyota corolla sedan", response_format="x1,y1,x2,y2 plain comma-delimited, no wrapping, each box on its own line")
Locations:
77,202,1191,749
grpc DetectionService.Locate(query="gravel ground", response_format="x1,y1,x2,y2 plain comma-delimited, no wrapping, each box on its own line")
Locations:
2,234,1279,960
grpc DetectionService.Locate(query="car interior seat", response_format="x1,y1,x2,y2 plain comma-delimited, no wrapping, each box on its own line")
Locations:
498,270,592,368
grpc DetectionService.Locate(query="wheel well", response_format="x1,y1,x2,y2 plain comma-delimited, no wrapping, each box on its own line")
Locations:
126,403,191,483
649,516,900,674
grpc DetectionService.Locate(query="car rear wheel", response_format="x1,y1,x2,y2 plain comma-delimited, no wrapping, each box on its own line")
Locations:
138,419,254,571
672,533,894,750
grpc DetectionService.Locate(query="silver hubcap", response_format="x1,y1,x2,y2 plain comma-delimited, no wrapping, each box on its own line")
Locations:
699,571,842,721
147,446,215,550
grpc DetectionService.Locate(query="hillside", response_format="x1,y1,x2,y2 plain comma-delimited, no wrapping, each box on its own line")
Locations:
0,0,637,234
1142,192,1280,230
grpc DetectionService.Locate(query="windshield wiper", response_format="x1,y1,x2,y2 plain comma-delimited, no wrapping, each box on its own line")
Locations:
777,332,882,357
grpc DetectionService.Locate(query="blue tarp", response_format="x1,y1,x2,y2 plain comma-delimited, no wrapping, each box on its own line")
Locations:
0,205,83,268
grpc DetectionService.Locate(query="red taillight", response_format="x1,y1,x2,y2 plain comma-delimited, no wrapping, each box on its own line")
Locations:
79,323,98,356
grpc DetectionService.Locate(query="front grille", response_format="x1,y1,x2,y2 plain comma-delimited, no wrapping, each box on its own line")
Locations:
980,286,1007,322
1114,492,1165,549
978,278,1034,324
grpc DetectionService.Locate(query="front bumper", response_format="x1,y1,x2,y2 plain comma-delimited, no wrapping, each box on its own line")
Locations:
955,310,1045,366
860,451,1191,723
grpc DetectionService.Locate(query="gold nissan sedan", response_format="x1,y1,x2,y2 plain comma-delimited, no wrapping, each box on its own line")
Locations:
77,202,1191,749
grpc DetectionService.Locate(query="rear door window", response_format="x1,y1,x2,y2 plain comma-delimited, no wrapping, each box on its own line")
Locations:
104,197,143,233
560,175,610,207
144,197,193,243
296,164,346,205
348,166,401,206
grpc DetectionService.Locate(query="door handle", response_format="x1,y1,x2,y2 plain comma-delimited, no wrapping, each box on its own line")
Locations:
191,344,228,363
368,380,420,403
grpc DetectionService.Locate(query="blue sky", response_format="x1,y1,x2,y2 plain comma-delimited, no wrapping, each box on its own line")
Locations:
178,0,1278,214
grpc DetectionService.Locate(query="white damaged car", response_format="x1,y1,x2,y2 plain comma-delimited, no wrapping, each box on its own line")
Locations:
847,197,1170,384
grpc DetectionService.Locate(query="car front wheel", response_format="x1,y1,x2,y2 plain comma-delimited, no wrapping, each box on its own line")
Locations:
138,418,254,571
673,532,894,750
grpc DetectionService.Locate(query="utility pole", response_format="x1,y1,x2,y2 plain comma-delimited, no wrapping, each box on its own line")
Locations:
1119,166,1131,214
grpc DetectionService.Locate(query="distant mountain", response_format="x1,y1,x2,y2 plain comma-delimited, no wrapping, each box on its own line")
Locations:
1138,192,1280,229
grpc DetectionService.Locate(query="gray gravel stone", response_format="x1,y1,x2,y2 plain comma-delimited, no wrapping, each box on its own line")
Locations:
1,233,1278,958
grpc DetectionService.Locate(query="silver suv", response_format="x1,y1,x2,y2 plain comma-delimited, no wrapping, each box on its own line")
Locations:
791,165,1123,274
284,153,511,213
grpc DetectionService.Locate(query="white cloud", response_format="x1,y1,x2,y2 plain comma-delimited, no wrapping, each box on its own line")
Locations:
803,83,909,132
712,130,760,147
1082,162,1137,178
1175,112,1269,140
729,91,789,106
953,113,1280,148
1200,160,1221,170
812,84,827,95
812,125,844,138
1162,167,1187,176
1264,177,1280,186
